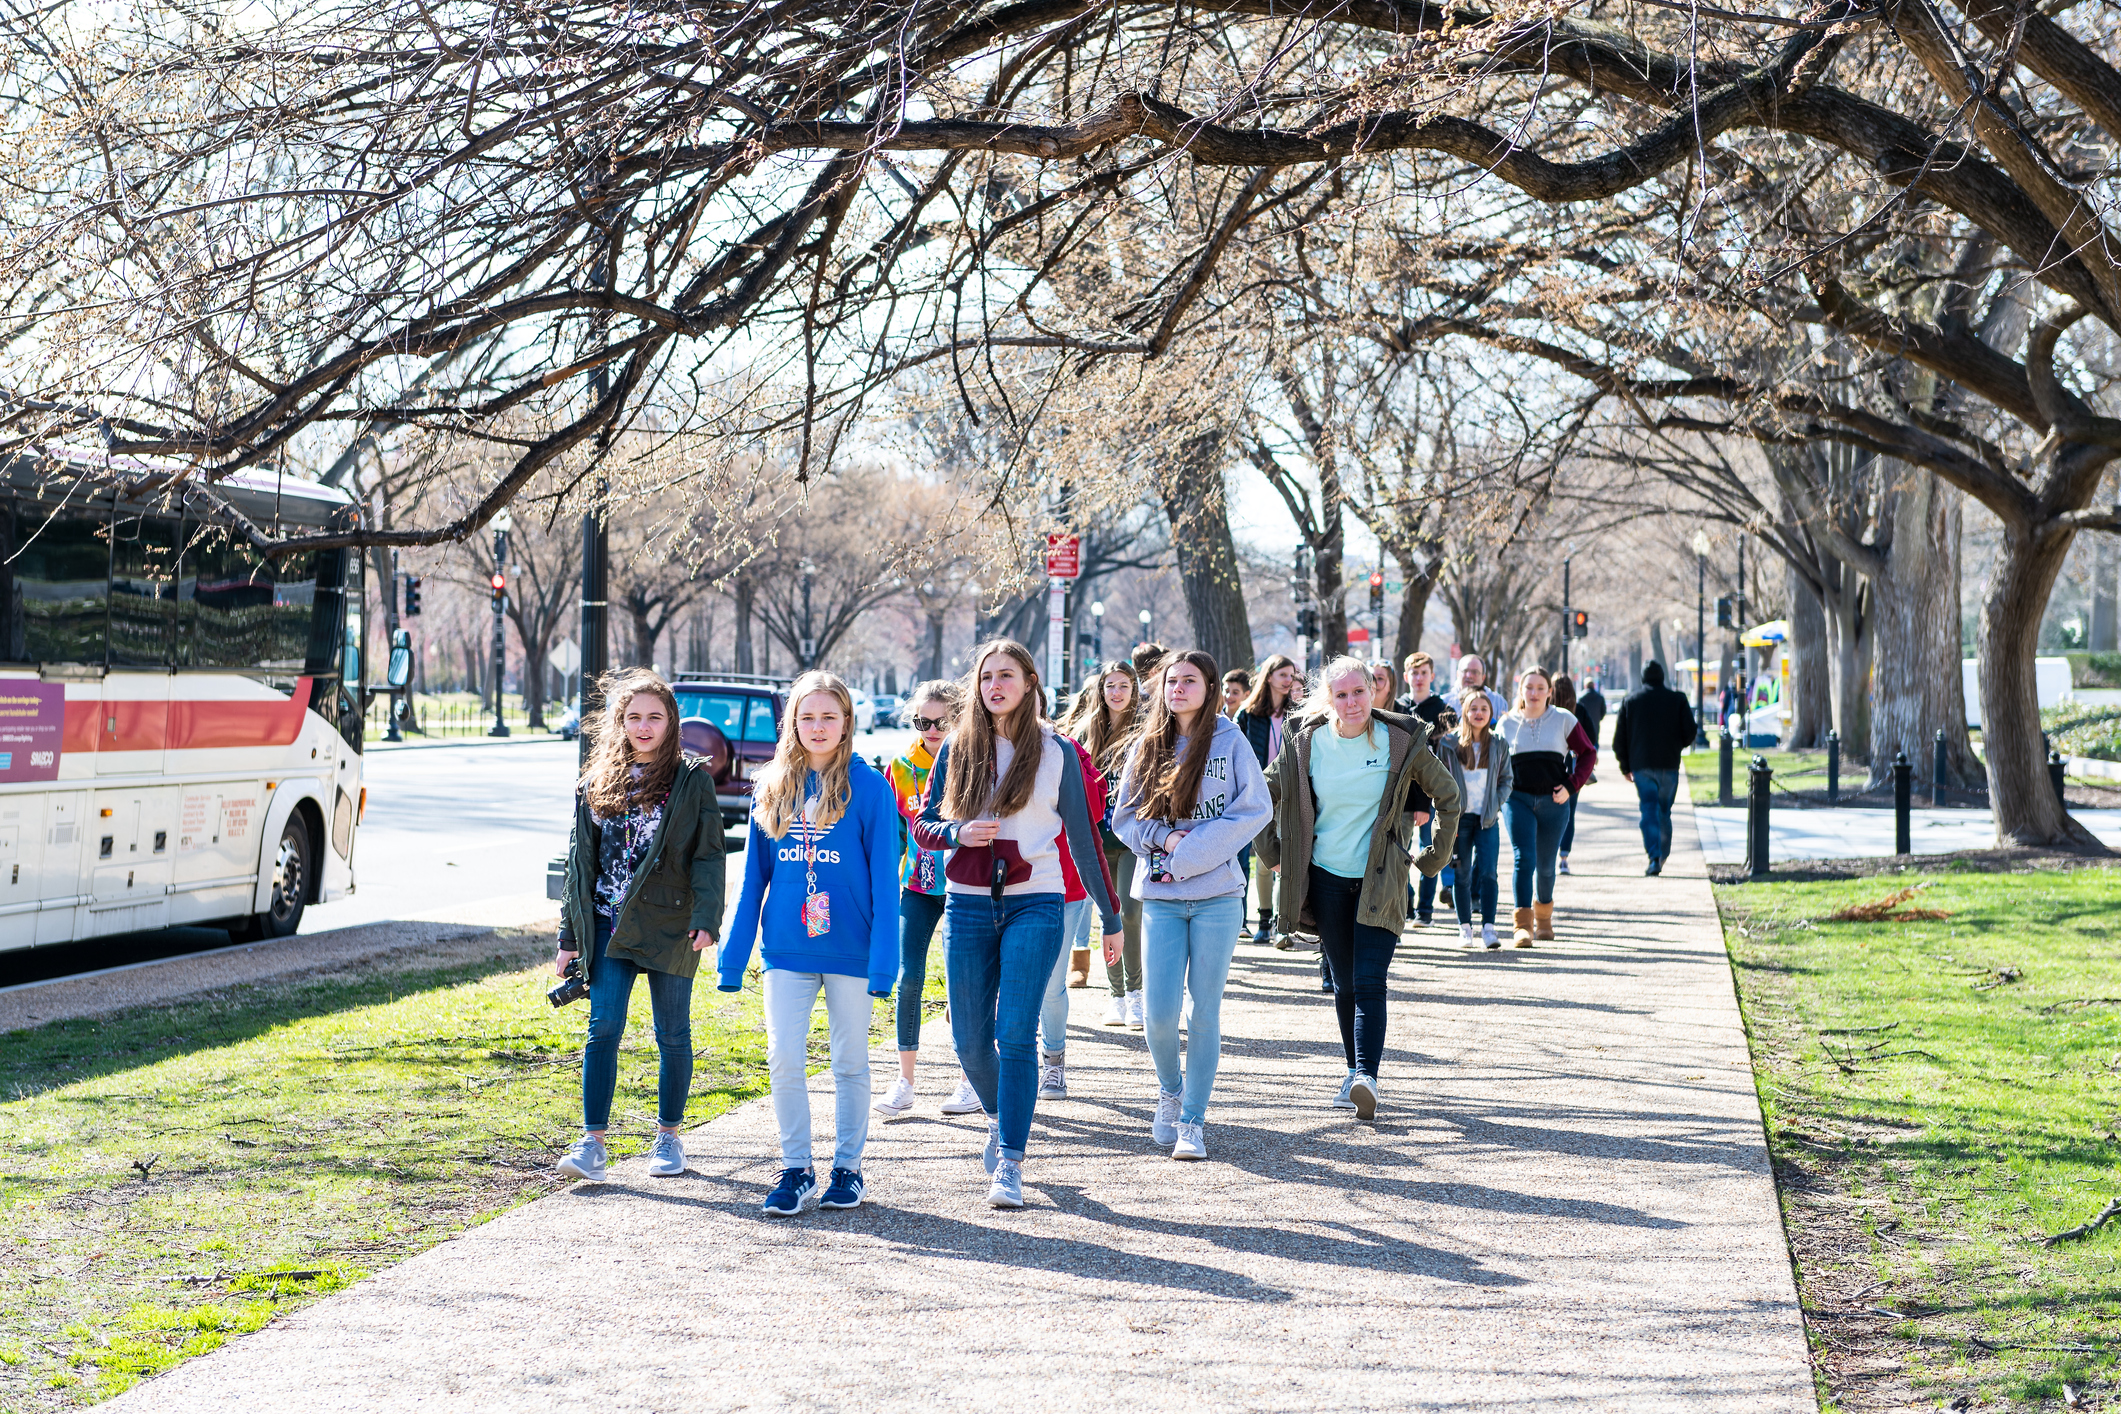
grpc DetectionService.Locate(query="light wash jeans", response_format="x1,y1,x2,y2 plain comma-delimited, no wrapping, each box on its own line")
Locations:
945,892,1065,1162
763,969,874,1173
1042,897,1089,1059
1140,892,1246,1126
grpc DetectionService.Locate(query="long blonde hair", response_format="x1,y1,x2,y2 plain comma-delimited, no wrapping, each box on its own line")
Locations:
750,670,856,839
1452,689,1496,769
579,668,682,817
940,640,1048,820
1061,660,1140,777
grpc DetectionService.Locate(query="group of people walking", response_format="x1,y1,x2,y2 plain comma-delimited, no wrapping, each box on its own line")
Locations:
549,635,1697,1214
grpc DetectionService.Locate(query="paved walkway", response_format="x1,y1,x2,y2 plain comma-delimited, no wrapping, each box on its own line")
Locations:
1693,802,2121,863
111,776,1813,1412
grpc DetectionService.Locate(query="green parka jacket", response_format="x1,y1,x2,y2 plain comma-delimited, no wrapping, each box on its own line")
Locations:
560,758,726,979
1256,710,1461,936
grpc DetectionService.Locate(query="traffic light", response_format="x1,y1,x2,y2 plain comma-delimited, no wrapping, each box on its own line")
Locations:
1368,570,1384,613
490,568,506,607
1716,595,1735,629
1297,606,1319,638
402,575,422,617
1571,609,1589,639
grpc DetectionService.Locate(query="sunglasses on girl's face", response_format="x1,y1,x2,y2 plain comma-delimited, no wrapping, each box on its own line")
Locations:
911,714,954,732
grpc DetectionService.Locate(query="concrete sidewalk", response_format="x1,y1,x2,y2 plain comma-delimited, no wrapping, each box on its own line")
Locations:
1693,801,2121,863
111,775,1812,1413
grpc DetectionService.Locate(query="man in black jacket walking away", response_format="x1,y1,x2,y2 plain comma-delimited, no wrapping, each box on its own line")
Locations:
1611,662,1698,875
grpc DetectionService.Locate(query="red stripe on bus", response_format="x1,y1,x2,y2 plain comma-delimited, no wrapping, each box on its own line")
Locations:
57,676,314,753
63,702,98,754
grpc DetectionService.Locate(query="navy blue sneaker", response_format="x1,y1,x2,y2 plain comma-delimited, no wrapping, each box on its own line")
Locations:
818,1168,865,1210
761,1166,816,1217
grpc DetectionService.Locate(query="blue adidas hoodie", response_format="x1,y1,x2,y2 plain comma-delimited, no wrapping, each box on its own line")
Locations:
718,755,900,995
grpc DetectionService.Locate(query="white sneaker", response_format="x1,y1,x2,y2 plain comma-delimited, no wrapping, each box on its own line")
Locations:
1151,1088,1182,1146
647,1129,686,1177
1126,990,1146,1031
874,1076,916,1118
1482,923,1500,950
940,1075,984,1115
1037,1061,1067,1099
1101,994,1128,1026
1349,1072,1377,1121
1331,1069,1359,1110
1459,922,1478,949
1171,1121,1207,1161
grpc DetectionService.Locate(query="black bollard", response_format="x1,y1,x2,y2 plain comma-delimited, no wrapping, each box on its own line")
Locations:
2051,748,2068,804
1826,728,1840,805
1747,755,1772,879
1893,750,1911,854
1932,728,1948,808
1719,726,1735,807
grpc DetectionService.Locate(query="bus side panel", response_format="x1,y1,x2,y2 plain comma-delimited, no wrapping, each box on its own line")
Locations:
84,785,175,936
250,777,329,917
0,788,46,952
35,788,86,945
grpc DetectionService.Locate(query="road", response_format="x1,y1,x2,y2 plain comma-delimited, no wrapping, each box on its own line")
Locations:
0,727,920,988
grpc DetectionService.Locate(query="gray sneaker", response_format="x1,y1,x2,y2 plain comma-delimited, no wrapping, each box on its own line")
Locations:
986,1157,1024,1209
1331,1069,1359,1110
1037,1061,1067,1100
555,1135,608,1182
983,1119,1001,1175
1171,1121,1208,1161
647,1129,685,1177
1350,1072,1378,1121
1151,1088,1182,1146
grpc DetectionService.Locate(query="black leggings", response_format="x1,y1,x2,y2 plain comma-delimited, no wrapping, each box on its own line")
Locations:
1307,865,1399,1078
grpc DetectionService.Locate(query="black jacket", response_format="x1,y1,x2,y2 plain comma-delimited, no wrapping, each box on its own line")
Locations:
1392,693,1453,813
1575,686,1608,745
1612,685,1698,774
1236,708,1276,767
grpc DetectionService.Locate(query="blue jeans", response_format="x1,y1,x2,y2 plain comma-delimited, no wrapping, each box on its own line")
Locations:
896,889,947,1052
1560,789,1579,856
1042,898,1090,1057
582,918,695,1130
1451,821,1500,925
764,969,873,1172
1405,818,1438,919
1140,893,1245,1125
945,892,1065,1162
1307,866,1398,1078
1633,768,1681,860
1505,791,1570,906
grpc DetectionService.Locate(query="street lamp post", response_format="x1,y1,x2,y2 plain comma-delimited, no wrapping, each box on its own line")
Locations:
1691,529,1711,746
1138,607,1153,653
1561,554,1572,676
384,549,403,743
1091,600,1105,664
488,511,513,737
800,560,818,668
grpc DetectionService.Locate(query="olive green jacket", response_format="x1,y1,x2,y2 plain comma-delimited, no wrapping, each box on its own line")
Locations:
560,758,726,979
1256,710,1462,935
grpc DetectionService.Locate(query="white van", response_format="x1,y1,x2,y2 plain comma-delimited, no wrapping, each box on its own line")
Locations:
1962,657,2073,727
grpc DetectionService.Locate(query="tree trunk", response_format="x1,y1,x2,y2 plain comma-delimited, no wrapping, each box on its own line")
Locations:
1159,430,1256,673
1864,474,1975,791
1391,554,1436,667
1982,517,2101,846
1787,562,1829,749
922,608,947,681
734,577,755,676
1823,582,1870,763
1649,622,1668,673
627,600,657,670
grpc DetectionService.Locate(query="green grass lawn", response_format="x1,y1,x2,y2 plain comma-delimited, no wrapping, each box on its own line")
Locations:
1717,865,2121,1410
0,928,945,1409
1685,746,1839,806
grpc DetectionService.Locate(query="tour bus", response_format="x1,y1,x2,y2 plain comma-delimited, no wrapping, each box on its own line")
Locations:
0,451,374,952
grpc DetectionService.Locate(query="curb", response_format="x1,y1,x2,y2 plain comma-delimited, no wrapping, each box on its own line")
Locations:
365,733,572,752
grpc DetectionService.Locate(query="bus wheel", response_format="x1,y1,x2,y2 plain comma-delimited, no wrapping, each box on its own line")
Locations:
238,818,311,941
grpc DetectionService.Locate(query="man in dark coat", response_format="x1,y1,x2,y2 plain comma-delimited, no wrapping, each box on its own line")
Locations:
1611,661,1698,875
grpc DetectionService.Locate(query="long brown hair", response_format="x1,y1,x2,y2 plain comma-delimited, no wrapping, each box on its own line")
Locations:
750,670,856,839
579,667,682,817
1452,686,1497,769
939,639,1049,820
1551,672,1578,714
1238,653,1297,718
1061,660,1140,776
1129,649,1220,825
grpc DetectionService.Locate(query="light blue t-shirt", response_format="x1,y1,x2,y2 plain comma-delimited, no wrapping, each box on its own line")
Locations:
1307,724,1390,878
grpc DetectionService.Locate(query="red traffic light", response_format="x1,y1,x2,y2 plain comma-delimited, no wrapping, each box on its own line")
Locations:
490,572,506,591
1368,571,1383,588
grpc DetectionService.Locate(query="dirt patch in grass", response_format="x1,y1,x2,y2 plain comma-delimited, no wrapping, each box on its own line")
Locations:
1715,862,2121,1412
0,925,944,1407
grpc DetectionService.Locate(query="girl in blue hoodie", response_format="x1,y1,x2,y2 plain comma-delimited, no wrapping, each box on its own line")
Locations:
720,670,899,1217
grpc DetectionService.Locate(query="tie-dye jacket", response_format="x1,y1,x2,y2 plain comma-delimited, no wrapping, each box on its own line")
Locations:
886,738,948,895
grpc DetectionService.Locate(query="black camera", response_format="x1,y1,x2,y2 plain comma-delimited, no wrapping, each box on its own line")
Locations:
547,958,588,1008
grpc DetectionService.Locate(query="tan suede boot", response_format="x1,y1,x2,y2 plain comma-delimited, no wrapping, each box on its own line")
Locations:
1511,907,1535,947
1068,949,1091,988
1533,901,1555,942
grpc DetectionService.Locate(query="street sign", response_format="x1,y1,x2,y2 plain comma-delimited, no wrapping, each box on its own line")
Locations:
1044,533,1081,579
1347,626,1371,644
548,639,581,678
1386,580,1403,593
1046,579,1066,711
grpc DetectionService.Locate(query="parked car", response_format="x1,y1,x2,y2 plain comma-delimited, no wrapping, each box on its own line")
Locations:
556,702,581,740
668,676,789,828
872,693,903,728
849,687,877,733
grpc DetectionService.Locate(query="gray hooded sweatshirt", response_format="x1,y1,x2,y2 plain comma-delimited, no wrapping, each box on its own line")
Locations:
1113,713,1273,901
